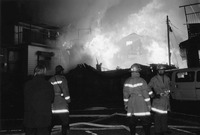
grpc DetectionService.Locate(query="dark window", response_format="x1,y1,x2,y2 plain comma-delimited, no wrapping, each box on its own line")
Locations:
36,51,54,70
175,71,195,82
197,71,200,82
8,51,20,72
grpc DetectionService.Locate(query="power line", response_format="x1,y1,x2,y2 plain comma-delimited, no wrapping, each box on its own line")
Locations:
169,21,188,39
169,21,183,32
167,21,181,67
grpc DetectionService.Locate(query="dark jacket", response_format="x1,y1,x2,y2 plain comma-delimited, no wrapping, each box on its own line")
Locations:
148,74,171,114
23,75,54,128
49,75,70,113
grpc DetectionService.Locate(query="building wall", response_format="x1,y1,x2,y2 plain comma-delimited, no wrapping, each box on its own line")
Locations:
180,36,200,68
28,45,69,75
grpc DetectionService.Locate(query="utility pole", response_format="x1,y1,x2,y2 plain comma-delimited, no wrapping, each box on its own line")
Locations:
0,0,2,130
167,15,171,66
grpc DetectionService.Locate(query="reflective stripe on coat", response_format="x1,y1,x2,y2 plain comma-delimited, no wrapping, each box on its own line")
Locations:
148,74,170,114
123,73,151,117
49,75,70,113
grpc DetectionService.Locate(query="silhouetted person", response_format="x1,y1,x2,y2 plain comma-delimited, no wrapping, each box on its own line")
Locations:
23,64,54,135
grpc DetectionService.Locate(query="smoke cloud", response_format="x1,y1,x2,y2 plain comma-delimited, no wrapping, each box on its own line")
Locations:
23,0,200,70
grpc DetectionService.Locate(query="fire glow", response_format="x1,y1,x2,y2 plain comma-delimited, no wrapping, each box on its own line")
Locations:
57,0,187,70
85,28,119,70
80,1,169,69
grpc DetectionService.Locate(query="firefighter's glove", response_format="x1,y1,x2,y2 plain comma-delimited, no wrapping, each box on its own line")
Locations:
160,91,169,97
160,93,165,96
164,90,170,96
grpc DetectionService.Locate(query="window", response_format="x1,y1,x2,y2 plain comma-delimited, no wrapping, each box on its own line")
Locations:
36,51,54,70
175,71,195,82
14,25,23,44
8,51,20,72
197,71,200,82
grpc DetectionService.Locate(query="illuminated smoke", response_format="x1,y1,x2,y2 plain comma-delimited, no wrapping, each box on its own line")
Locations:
85,27,119,69
124,0,168,65
48,0,189,70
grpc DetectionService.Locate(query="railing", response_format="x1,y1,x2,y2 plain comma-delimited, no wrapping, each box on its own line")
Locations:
15,23,59,45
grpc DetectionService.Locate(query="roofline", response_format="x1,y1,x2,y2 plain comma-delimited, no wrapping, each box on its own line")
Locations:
166,67,200,72
179,35,200,48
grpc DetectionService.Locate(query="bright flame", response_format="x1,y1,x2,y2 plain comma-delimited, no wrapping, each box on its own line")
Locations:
146,40,168,63
57,0,187,70
85,28,119,69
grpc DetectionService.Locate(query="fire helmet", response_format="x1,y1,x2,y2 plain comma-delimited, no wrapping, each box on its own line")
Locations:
130,63,141,72
55,65,64,74
157,64,166,70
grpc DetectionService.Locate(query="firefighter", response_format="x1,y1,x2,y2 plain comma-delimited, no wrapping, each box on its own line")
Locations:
123,63,152,135
49,65,71,135
148,64,171,135
24,64,54,135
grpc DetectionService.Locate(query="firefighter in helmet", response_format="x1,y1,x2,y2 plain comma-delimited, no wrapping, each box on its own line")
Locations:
148,64,171,135
49,65,71,135
123,63,152,135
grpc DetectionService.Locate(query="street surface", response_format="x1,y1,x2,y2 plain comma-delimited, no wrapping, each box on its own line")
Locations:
1,109,200,135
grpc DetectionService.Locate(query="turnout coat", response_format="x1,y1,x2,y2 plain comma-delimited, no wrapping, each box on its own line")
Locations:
123,72,151,117
49,75,70,114
148,74,170,114
23,75,54,128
